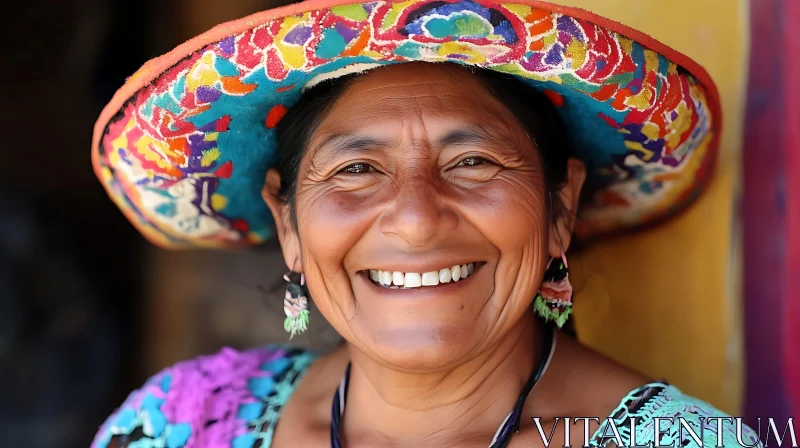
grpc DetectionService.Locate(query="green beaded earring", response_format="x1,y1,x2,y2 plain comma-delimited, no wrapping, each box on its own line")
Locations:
283,271,309,339
533,251,573,328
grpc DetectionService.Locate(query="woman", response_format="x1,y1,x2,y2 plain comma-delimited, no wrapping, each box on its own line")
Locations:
90,1,760,447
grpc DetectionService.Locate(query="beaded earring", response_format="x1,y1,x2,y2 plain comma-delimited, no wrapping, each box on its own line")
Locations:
533,251,573,328
283,271,309,339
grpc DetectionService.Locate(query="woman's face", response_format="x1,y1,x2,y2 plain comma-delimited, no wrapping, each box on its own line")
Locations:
264,63,584,370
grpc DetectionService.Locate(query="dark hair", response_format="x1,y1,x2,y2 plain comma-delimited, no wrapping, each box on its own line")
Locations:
273,63,574,228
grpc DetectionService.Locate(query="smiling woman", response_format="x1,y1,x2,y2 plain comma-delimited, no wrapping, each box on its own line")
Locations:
263,63,582,369
90,1,760,447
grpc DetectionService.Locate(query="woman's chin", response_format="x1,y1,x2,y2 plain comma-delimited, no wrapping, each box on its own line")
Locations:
356,322,483,371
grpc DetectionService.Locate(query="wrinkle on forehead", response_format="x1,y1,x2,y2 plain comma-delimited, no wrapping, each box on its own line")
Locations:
309,63,525,142
333,64,501,113
333,82,501,119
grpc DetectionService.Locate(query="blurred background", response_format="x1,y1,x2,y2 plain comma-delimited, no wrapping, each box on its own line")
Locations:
0,0,796,447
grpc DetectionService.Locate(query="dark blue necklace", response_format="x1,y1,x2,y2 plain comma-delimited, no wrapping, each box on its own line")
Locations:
330,325,556,448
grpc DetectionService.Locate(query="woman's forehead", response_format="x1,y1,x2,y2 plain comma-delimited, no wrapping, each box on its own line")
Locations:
316,63,519,134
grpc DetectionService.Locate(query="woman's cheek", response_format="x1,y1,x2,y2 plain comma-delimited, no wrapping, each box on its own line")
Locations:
299,184,377,245
465,177,549,309
295,186,381,305
465,176,548,244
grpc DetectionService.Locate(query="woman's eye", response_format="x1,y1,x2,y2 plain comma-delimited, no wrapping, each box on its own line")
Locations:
339,163,374,174
457,156,489,167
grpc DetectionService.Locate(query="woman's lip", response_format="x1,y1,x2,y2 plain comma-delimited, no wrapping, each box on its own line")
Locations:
356,261,485,275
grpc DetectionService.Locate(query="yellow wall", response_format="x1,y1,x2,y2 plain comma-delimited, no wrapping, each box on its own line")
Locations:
560,0,749,413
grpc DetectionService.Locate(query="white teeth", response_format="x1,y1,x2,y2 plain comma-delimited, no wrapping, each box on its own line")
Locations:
451,265,461,282
422,271,439,286
404,272,422,288
369,263,475,288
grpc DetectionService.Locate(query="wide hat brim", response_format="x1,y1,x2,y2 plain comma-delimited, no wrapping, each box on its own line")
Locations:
93,0,721,249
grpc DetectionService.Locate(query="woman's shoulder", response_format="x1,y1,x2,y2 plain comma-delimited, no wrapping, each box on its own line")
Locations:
592,382,764,447
91,345,316,448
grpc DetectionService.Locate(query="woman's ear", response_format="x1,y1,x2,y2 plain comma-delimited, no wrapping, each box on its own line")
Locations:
262,168,303,272
549,158,586,257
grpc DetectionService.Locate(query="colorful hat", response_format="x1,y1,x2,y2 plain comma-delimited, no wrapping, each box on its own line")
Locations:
92,0,721,249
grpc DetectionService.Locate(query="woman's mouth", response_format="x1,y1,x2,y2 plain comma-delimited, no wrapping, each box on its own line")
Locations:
366,262,477,289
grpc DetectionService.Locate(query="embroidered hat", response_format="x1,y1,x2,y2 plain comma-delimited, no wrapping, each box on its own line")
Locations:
92,0,720,249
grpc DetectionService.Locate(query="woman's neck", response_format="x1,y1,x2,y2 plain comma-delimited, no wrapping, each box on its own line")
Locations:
341,315,544,447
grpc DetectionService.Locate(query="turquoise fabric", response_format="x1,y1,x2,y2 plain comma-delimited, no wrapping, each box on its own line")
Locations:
92,346,762,448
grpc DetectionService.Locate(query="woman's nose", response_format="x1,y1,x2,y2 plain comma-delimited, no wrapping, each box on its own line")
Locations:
379,174,458,247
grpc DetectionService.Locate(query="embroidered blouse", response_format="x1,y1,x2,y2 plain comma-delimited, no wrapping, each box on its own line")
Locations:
91,346,762,448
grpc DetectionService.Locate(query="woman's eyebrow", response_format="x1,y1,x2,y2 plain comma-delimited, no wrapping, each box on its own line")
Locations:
437,125,510,149
311,124,513,158
311,134,391,157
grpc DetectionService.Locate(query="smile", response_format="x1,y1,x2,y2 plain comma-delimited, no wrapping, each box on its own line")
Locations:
367,263,476,289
